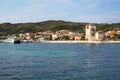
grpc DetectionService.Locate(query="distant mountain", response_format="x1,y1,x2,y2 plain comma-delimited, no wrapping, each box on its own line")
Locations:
0,20,120,35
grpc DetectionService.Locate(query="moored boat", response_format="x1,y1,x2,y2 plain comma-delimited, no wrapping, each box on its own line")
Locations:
4,36,21,44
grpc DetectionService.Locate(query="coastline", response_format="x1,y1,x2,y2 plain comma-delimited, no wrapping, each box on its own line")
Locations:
39,40,120,44
1,39,120,44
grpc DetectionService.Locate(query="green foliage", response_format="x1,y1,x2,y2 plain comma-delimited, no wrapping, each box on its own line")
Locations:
0,20,120,35
112,34,120,40
96,23,120,32
80,35,85,40
62,36,70,40
44,37,52,40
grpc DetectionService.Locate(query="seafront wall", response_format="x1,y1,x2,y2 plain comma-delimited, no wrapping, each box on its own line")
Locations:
40,40,120,43
1,39,120,43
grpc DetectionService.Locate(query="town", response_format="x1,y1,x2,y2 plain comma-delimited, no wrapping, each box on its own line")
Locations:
0,23,120,43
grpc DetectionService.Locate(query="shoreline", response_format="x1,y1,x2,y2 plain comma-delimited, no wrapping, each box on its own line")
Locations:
39,40,120,44
1,40,120,44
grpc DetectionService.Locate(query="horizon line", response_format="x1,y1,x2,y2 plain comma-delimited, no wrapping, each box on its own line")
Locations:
0,20,120,24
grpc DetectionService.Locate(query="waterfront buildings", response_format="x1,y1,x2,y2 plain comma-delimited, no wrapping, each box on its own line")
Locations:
52,34,58,40
1,23,120,42
85,24,104,41
95,32,104,41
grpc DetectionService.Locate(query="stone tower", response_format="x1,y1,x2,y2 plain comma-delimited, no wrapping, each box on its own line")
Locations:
85,24,96,41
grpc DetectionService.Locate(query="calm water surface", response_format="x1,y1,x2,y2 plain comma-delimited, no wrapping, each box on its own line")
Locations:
0,43,120,80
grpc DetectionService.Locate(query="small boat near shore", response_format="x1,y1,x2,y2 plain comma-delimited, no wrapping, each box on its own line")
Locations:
4,36,21,44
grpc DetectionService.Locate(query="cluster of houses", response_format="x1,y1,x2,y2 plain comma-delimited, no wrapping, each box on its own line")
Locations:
85,24,120,41
0,24,120,42
105,30,120,37
19,30,85,42
18,24,120,42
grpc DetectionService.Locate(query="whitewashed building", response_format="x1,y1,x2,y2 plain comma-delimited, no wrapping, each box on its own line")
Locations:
85,24,96,41
52,34,58,40
95,32,104,41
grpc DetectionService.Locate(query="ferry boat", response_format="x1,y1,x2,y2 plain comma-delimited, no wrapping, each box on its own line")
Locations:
5,36,21,44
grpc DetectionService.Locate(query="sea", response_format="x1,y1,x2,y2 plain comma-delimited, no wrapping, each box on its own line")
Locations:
0,43,120,80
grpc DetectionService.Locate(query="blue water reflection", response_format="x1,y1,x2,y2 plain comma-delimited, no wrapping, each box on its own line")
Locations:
0,43,120,80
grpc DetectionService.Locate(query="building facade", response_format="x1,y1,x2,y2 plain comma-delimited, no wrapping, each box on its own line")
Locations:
95,32,104,41
85,24,96,41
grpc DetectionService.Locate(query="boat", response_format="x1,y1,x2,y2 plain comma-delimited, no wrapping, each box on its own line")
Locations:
4,36,21,44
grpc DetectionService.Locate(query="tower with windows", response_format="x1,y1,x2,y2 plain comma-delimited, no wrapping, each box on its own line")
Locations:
85,24,96,41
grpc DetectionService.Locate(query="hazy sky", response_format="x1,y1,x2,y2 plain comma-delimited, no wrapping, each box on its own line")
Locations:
0,0,120,23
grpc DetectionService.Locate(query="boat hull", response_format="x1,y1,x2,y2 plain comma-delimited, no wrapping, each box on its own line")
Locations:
14,40,21,44
4,37,21,44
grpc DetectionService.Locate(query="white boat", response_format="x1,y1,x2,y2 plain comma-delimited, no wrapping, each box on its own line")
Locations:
4,36,21,43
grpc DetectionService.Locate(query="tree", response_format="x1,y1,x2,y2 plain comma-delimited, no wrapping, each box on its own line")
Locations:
62,36,70,40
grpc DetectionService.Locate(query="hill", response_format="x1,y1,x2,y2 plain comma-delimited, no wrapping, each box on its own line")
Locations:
0,20,120,35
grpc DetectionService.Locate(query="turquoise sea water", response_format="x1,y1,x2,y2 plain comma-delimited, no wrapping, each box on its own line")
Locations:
0,43,120,80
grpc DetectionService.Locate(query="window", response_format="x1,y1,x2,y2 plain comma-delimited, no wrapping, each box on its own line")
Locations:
92,33,95,36
91,28,95,32
87,26,89,29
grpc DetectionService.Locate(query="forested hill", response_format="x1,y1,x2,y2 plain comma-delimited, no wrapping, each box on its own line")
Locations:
0,20,120,35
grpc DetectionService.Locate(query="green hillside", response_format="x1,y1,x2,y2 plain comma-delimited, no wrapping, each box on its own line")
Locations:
0,20,120,35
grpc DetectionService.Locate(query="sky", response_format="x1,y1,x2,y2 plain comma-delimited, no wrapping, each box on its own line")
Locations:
0,0,120,23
